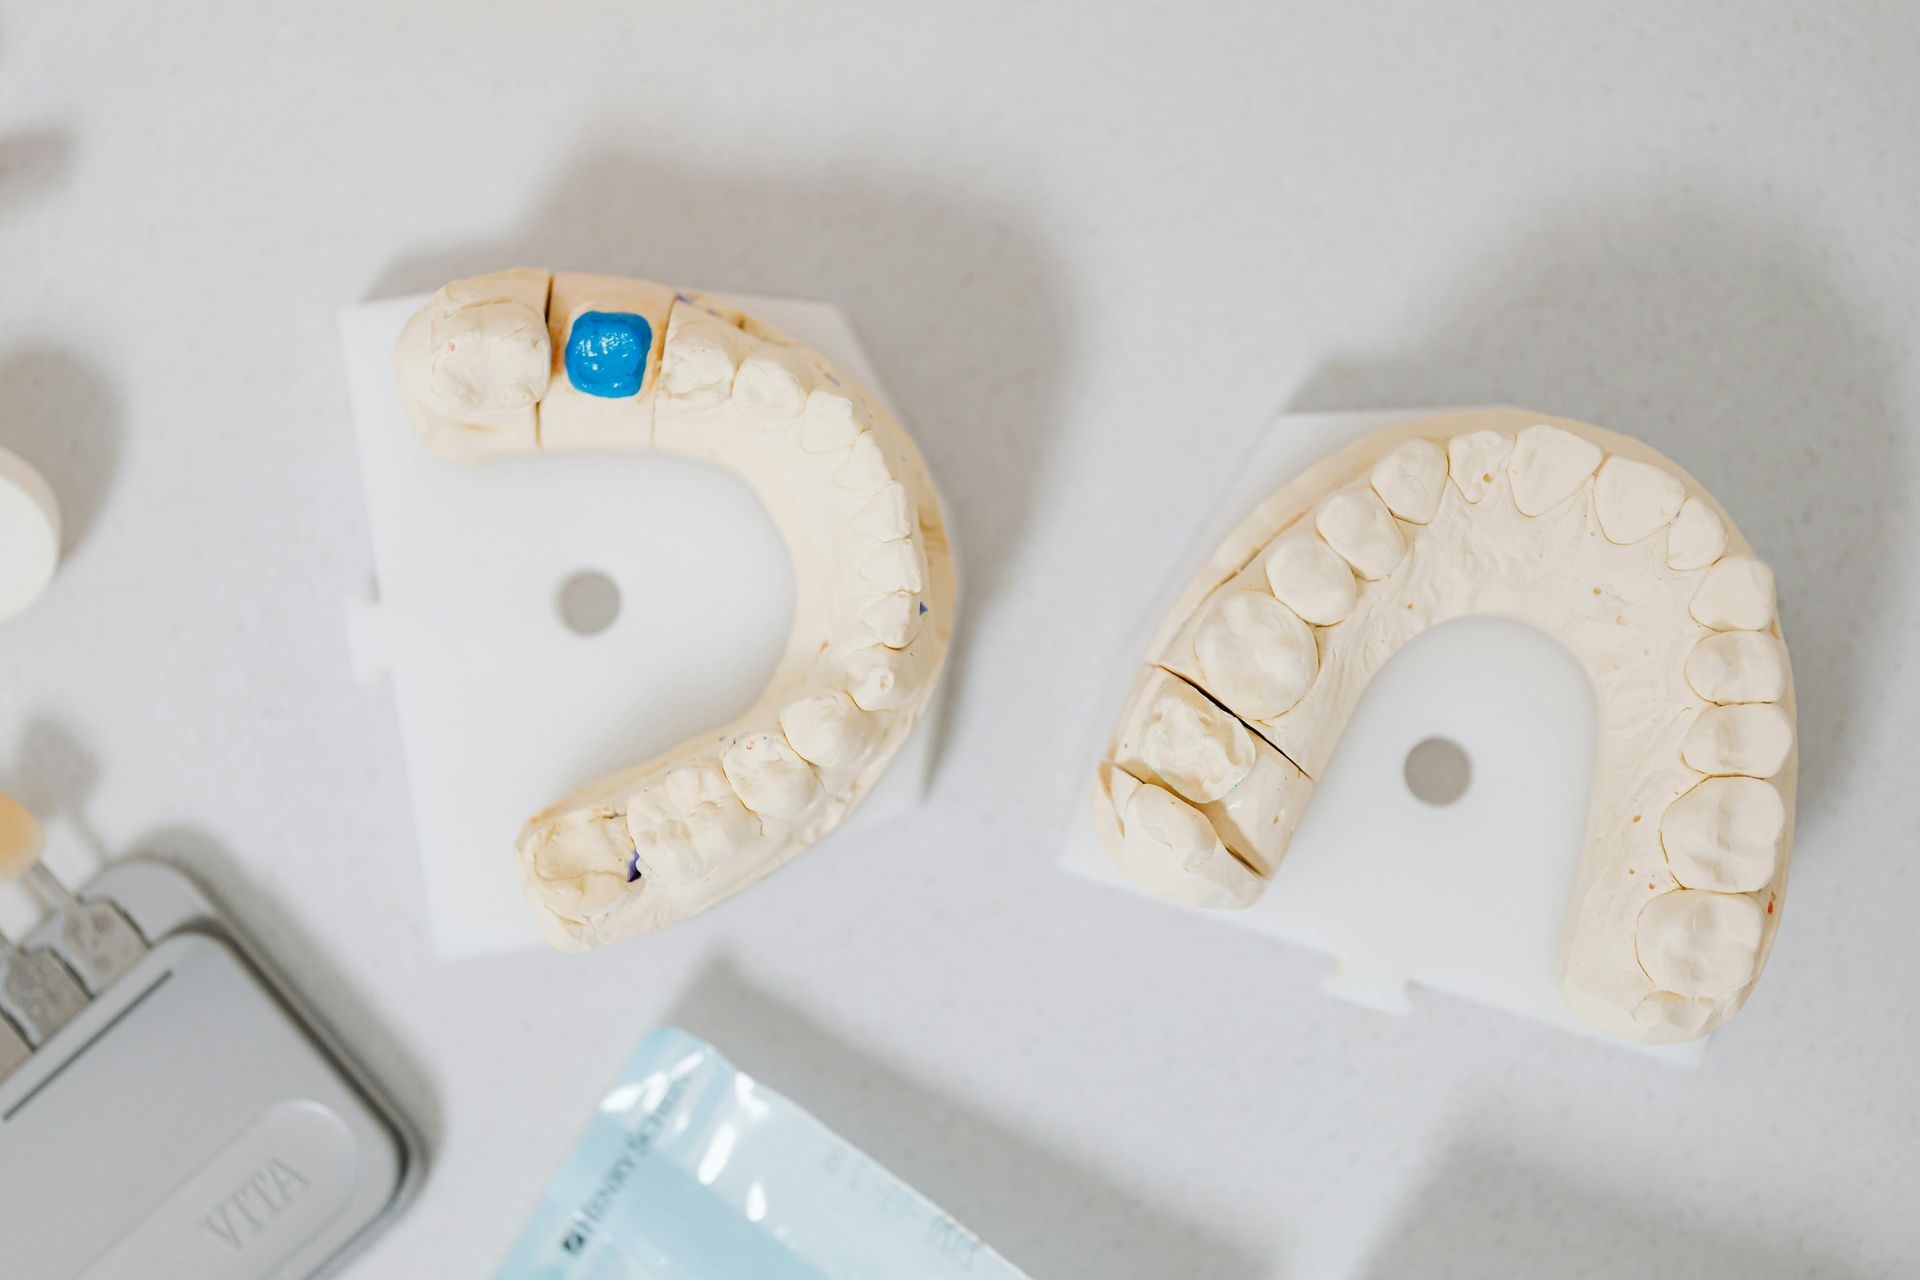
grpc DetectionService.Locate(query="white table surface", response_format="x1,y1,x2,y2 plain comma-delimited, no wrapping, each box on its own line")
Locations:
2,4,1915,1277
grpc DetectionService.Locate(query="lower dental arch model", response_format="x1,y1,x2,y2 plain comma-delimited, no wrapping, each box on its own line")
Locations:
1092,410,1796,1044
392,269,955,950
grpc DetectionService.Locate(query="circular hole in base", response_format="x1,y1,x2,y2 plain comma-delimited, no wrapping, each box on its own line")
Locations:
1404,736,1471,806
558,570,622,636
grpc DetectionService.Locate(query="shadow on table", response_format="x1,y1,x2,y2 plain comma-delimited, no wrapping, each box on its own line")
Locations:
2,716,444,1160
367,148,1075,784
1287,194,1906,835
1358,1137,1865,1280
0,345,121,560
666,961,1269,1280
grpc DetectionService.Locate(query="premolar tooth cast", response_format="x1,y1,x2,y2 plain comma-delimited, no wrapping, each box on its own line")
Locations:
1263,528,1358,626
1092,410,1796,1044
1686,631,1788,704
1661,777,1785,892
1314,484,1406,580
1192,590,1319,719
394,271,956,948
1682,703,1794,778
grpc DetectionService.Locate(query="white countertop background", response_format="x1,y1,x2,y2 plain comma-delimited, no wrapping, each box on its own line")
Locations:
1,3,1915,1276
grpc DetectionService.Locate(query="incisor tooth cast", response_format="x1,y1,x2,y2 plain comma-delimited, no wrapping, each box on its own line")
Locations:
1637,890,1765,999
1446,430,1513,504
1661,777,1785,892
1193,589,1319,719
1370,438,1448,524
1262,528,1358,626
1690,556,1777,631
1682,703,1794,778
1686,631,1788,704
1507,424,1602,516
1314,485,1406,580
1667,497,1728,571
1594,457,1687,544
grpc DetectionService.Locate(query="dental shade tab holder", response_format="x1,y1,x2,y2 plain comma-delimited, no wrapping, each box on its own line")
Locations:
0,844,423,1277
337,292,945,958
1059,408,1709,1067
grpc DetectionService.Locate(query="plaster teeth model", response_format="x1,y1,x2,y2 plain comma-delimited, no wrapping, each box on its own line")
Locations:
1091,410,1797,1044
394,269,956,949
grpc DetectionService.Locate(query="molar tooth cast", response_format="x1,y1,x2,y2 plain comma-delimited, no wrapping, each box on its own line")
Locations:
1667,496,1728,571
1095,411,1796,1044
1686,631,1789,704
1690,556,1777,631
1594,457,1687,544
1108,771,1263,909
1263,528,1358,625
1137,678,1256,803
1636,890,1765,999
1507,424,1602,516
1314,485,1406,580
660,318,740,407
1661,777,1784,892
1193,589,1319,719
1369,438,1448,524
627,763,761,885
1446,430,1513,503
1682,703,1794,778
395,271,955,946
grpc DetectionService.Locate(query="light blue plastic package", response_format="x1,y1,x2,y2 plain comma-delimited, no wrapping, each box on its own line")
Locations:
498,1028,1033,1279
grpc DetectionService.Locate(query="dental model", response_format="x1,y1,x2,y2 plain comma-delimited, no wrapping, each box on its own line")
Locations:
393,270,955,949
1092,410,1795,1044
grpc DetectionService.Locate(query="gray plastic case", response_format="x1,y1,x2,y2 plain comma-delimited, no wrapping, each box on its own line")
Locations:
0,860,423,1278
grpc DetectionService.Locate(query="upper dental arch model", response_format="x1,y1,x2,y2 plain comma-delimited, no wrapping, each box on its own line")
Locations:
392,269,955,950
1092,410,1795,1044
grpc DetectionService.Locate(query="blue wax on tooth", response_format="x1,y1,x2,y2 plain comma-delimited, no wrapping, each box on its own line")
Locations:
566,311,652,397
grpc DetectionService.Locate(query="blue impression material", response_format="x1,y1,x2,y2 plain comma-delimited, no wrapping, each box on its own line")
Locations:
565,310,653,397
